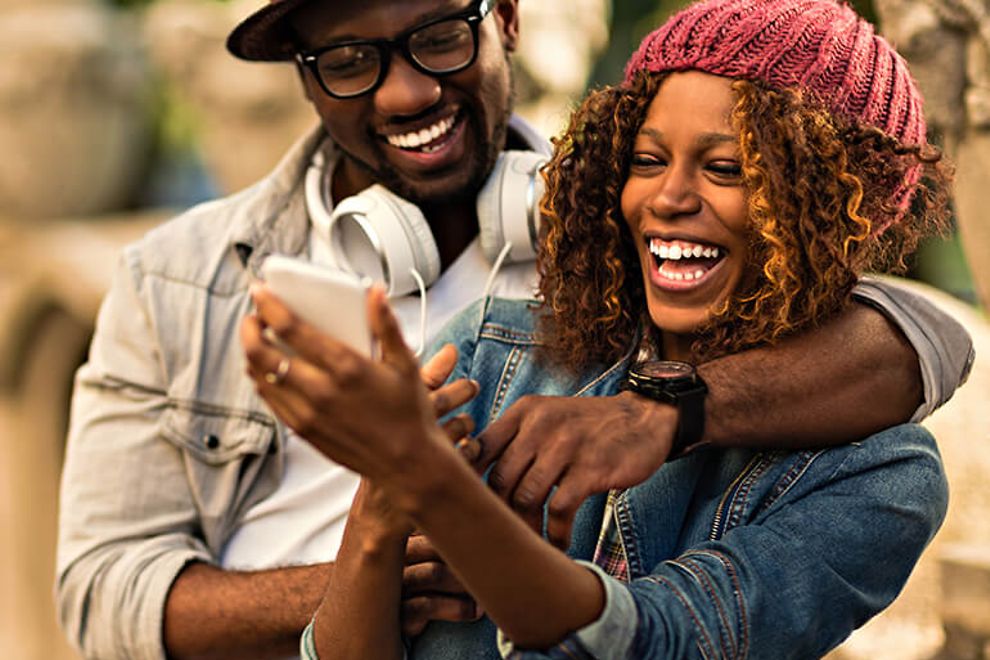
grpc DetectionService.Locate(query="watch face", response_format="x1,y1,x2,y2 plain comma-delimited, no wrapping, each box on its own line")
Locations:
635,360,694,380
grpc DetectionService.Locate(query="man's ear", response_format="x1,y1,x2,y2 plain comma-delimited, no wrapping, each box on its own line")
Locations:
295,61,315,103
494,0,520,52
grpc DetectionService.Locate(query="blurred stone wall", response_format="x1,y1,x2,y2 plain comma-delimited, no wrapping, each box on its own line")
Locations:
875,0,990,311
825,282,990,660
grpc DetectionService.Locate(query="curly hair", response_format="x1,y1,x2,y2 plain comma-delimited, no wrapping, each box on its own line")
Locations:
535,71,953,369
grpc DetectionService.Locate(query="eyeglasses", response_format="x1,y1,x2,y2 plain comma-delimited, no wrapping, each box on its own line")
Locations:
296,0,493,100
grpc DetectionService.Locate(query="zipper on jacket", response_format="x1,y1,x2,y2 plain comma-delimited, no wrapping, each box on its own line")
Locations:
709,454,767,541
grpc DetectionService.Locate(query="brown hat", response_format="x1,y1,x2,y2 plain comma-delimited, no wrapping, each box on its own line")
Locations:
227,0,314,62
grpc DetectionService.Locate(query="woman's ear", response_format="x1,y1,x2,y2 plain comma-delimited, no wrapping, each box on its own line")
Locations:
494,0,520,52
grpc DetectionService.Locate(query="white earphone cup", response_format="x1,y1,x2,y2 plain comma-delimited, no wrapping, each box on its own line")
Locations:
378,188,441,291
327,184,440,297
476,150,547,264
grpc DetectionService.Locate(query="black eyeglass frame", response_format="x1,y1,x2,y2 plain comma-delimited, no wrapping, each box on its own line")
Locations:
296,0,493,100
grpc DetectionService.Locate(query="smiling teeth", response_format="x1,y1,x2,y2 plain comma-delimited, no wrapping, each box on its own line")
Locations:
656,265,711,282
649,240,720,261
386,115,456,150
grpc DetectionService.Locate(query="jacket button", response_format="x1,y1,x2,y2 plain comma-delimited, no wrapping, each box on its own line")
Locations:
204,434,220,450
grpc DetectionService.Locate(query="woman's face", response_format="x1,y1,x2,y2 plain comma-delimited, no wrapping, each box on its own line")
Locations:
620,71,750,356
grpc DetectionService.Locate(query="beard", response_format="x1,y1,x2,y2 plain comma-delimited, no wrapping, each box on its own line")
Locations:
341,65,516,207
350,108,510,207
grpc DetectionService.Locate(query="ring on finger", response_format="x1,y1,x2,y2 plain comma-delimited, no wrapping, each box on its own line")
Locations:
264,357,291,386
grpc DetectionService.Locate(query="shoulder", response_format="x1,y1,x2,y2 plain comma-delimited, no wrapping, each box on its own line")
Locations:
737,423,946,530
121,125,324,294
119,190,257,297
478,297,542,344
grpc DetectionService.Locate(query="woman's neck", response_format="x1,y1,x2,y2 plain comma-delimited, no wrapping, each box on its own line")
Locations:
660,331,697,364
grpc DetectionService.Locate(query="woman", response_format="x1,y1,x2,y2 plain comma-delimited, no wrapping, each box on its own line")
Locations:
244,0,952,657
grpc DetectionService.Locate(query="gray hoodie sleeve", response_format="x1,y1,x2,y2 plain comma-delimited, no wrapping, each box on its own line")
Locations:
852,276,975,422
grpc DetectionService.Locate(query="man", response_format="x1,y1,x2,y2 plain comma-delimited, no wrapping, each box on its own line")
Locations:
56,0,973,658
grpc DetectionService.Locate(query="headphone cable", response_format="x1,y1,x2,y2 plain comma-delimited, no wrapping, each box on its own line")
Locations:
409,267,428,357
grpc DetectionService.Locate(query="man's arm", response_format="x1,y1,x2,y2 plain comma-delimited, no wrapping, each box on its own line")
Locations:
57,253,217,660
480,288,973,547
304,482,408,660
57,253,307,660
700,297,920,446
164,563,331,659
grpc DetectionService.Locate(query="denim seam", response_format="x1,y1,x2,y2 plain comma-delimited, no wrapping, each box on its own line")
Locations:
89,378,164,399
473,296,492,345
614,491,640,577
91,382,276,428
139,268,246,298
165,399,276,426
643,573,716,659
574,341,637,396
490,345,524,421
755,449,825,516
674,557,737,658
725,453,779,533
681,549,750,658
479,323,539,345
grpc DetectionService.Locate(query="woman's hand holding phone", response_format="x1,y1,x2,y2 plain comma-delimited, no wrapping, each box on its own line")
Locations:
241,259,479,486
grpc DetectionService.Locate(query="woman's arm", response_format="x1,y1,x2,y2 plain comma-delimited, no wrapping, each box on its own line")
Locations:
389,440,607,649
308,480,409,660
244,285,607,649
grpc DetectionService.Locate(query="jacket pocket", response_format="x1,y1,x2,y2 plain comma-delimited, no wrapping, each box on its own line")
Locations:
160,404,275,466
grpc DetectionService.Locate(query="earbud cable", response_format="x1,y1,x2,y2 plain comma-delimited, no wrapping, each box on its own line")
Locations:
410,267,428,358
483,241,513,300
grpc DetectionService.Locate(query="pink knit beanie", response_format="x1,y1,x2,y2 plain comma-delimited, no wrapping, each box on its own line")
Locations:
624,0,927,147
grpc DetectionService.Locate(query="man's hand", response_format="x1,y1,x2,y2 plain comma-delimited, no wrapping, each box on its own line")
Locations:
422,343,481,459
477,392,678,549
401,533,482,637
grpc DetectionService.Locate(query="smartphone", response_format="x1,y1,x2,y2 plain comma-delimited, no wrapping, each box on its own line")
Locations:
260,254,373,357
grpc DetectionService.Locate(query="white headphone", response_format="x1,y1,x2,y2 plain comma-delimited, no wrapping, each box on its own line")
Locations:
306,149,547,298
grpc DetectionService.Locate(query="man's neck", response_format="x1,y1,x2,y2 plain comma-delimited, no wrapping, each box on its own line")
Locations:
418,200,478,271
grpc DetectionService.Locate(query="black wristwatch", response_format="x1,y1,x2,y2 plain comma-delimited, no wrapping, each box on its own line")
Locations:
621,360,708,458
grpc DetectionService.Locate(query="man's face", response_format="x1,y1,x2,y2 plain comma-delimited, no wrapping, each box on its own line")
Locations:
290,0,519,205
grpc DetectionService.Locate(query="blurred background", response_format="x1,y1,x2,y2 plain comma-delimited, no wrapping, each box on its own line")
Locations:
0,0,986,658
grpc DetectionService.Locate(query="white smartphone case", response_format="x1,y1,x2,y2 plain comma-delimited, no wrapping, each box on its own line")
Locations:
261,254,373,357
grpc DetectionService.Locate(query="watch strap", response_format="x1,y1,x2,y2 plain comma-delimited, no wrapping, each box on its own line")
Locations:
621,362,709,460
670,380,707,458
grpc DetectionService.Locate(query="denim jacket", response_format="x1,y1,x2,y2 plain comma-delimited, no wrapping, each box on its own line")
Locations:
57,115,969,659
410,297,950,660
